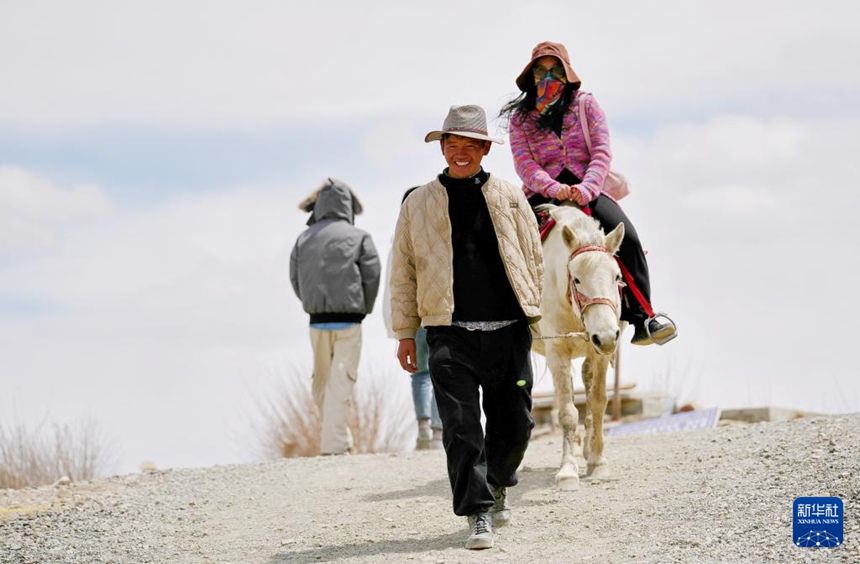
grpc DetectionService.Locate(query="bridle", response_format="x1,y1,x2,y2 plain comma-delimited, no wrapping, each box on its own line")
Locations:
565,245,622,321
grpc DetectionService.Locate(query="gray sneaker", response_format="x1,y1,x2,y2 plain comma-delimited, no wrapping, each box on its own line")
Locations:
489,486,511,527
416,419,432,450
465,512,494,550
430,428,444,450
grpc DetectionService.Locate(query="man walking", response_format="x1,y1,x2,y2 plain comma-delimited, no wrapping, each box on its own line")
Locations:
389,105,543,549
290,178,380,455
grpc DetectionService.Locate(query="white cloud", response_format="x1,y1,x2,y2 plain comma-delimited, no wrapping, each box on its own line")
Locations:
0,166,113,252
0,185,295,329
660,116,803,176
615,114,860,212
1,1,856,127
685,184,778,220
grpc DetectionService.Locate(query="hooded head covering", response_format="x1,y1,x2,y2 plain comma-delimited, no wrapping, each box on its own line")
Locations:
298,177,364,226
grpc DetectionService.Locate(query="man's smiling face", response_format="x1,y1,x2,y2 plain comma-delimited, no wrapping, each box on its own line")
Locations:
441,134,491,179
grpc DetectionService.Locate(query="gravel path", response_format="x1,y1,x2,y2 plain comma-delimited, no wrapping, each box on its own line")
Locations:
2,413,858,563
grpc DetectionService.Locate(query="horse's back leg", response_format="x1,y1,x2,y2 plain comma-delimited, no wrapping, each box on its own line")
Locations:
547,346,581,490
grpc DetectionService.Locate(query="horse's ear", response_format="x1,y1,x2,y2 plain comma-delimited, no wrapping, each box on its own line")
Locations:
561,225,577,248
605,222,625,254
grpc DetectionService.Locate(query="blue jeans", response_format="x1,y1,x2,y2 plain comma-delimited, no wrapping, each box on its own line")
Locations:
411,328,442,429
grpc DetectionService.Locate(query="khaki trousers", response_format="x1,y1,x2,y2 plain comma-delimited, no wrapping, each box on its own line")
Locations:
310,325,361,454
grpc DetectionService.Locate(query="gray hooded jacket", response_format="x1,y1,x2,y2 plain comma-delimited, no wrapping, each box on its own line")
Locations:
289,178,380,324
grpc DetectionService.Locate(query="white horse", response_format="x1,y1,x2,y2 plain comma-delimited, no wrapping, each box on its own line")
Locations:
532,203,626,490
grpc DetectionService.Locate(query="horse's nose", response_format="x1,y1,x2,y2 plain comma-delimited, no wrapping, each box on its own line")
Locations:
591,332,618,355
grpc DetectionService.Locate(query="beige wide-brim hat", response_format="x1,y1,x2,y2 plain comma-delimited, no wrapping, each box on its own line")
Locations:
424,104,504,144
515,41,581,92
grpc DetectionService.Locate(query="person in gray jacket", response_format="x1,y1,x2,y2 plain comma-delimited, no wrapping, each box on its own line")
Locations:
290,178,381,455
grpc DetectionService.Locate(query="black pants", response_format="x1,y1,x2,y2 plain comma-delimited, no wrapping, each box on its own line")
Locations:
529,192,652,325
426,321,535,516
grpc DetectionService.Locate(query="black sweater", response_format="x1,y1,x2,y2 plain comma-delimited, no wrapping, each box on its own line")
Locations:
438,169,523,323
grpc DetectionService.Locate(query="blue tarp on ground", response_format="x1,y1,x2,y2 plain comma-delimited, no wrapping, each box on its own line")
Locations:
605,407,721,436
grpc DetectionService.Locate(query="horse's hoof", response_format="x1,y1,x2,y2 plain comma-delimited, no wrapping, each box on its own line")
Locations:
586,463,611,480
556,476,580,491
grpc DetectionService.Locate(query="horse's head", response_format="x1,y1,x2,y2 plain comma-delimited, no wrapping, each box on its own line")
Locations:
561,218,626,355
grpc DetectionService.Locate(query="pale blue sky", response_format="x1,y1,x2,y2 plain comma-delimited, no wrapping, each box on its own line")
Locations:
1,0,858,475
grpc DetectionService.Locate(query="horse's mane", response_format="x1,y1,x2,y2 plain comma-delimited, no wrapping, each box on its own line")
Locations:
539,203,606,248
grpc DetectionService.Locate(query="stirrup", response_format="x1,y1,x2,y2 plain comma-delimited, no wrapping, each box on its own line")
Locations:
645,312,678,345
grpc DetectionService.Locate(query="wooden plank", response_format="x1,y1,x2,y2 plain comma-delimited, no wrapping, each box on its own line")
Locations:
719,406,819,423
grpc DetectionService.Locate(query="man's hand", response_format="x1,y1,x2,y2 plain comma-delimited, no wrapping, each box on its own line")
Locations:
397,339,418,373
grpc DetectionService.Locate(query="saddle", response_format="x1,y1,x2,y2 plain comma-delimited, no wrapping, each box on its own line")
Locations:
536,204,591,242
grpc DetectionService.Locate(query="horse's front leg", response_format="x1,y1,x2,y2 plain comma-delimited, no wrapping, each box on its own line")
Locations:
584,354,611,480
581,357,594,462
547,345,581,490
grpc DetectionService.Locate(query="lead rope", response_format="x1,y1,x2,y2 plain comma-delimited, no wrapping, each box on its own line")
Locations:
533,331,587,341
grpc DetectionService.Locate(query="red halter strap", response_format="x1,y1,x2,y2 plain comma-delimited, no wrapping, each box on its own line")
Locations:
570,244,610,260
566,245,620,317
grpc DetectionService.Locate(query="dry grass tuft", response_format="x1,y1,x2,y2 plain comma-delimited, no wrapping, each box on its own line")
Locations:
0,418,116,490
252,363,414,459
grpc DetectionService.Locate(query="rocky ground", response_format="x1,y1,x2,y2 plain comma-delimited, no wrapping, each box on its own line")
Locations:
1,413,858,563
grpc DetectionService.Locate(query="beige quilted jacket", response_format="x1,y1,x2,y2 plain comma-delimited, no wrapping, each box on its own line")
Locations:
389,174,543,340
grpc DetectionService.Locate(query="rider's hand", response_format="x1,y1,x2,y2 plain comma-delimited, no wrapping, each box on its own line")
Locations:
554,184,572,200
397,339,418,373
570,184,590,206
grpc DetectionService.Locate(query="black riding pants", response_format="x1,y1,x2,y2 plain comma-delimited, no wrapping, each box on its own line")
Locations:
588,194,652,324
529,192,652,324
426,321,535,517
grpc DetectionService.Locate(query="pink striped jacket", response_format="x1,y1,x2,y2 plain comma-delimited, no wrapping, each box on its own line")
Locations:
509,90,612,205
